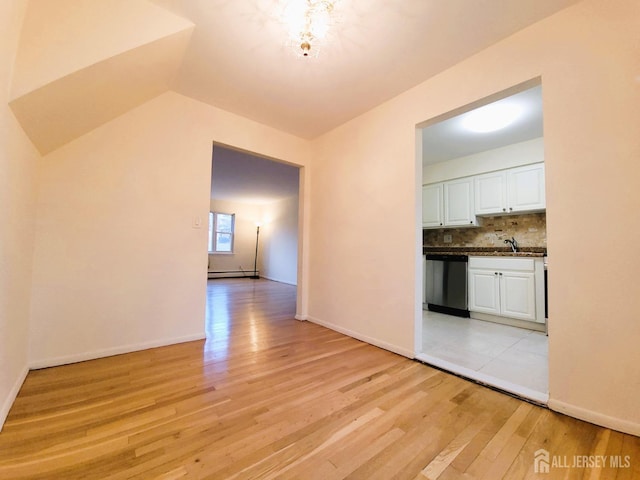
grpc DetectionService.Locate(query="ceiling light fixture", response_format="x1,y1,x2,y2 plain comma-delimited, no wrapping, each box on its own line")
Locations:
460,102,524,133
282,0,338,58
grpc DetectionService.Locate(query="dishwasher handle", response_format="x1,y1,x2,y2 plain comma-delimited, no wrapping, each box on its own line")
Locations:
425,254,468,262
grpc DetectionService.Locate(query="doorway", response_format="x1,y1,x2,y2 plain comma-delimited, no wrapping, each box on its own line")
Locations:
206,144,303,342
416,80,549,403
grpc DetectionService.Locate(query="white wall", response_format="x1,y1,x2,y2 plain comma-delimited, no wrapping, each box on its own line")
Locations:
208,198,262,276
28,92,310,368
208,195,299,284
4,0,639,439
309,112,417,358
261,196,299,285
309,0,640,435
0,0,39,430
423,137,543,184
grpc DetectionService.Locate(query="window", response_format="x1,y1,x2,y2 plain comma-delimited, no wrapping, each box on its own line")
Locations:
209,212,235,253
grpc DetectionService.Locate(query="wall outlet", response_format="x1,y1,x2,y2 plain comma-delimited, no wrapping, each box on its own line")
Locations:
443,234,452,243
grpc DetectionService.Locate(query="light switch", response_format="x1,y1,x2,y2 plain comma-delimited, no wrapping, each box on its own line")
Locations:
193,216,202,229
444,234,452,243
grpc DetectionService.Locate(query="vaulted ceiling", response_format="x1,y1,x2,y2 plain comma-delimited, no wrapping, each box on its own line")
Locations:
10,0,580,155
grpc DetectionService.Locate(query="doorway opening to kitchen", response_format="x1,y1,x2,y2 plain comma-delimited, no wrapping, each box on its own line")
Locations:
416,79,549,403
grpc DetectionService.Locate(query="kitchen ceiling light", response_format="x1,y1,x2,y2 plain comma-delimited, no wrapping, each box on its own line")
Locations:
282,0,338,58
460,102,523,133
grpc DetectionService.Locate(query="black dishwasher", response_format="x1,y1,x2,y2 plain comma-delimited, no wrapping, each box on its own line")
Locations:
425,254,470,317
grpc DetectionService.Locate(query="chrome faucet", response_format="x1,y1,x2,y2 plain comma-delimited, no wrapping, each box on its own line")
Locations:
504,237,518,253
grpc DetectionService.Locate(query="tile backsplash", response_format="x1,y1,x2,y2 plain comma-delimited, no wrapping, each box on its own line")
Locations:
423,213,546,248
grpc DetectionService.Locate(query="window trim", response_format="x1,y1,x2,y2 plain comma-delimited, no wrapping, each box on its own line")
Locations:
209,211,235,254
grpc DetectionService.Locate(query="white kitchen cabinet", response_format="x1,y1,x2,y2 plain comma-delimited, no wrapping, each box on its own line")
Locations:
474,163,545,215
507,163,546,213
422,183,444,227
422,255,426,304
468,269,501,315
468,256,540,323
500,271,536,321
423,178,477,228
475,170,507,215
444,177,477,226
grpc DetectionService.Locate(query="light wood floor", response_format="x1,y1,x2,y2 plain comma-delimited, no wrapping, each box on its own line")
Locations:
0,279,638,479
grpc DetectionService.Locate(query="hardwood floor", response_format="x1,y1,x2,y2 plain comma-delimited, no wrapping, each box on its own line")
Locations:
0,279,638,479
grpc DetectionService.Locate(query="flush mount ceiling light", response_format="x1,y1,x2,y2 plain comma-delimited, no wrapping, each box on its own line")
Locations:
460,102,524,133
282,0,338,58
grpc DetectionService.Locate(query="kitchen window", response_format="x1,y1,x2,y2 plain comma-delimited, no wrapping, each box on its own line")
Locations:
209,212,235,253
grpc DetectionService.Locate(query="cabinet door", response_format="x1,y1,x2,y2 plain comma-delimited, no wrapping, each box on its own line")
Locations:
507,163,546,213
423,255,426,304
468,269,500,315
475,171,507,215
422,183,444,228
444,178,476,226
500,271,536,321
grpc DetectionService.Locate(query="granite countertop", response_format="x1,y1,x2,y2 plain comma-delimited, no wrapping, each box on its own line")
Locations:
423,246,546,257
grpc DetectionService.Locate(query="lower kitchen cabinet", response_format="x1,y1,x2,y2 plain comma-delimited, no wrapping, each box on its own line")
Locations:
499,271,536,321
468,269,501,315
468,256,544,324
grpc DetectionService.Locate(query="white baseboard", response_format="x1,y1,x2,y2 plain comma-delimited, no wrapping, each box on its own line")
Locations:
470,312,546,333
0,365,29,432
307,316,414,359
294,314,307,321
261,275,297,286
29,333,206,370
548,398,640,437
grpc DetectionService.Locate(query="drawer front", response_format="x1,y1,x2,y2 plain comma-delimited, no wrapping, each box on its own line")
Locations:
469,256,534,272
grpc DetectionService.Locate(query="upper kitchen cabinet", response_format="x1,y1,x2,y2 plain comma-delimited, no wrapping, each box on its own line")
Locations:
423,178,477,228
422,183,444,227
475,162,545,216
507,163,546,213
444,177,477,227
474,170,507,215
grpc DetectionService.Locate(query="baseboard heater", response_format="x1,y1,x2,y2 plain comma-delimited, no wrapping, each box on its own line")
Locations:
207,270,259,279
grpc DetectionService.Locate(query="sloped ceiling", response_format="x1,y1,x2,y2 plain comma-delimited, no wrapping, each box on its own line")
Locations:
9,0,581,154
149,0,579,138
9,0,194,154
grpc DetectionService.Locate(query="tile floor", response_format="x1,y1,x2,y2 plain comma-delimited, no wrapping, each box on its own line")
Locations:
421,310,548,396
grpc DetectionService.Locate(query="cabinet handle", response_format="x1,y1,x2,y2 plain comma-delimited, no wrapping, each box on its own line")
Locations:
509,207,513,211
502,208,506,212
499,272,503,276
494,272,498,275
440,223,443,226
